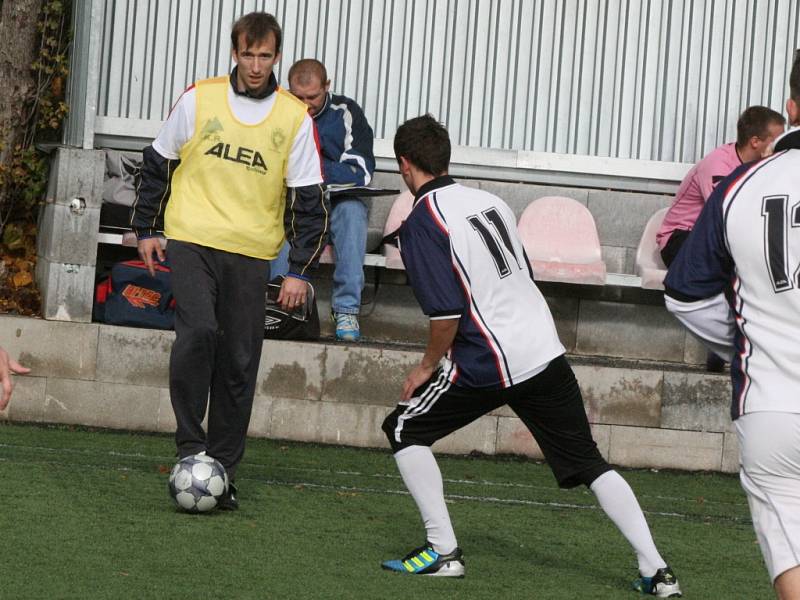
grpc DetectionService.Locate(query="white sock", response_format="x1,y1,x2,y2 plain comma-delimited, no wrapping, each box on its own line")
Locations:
590,470,667,576
394,445,458,555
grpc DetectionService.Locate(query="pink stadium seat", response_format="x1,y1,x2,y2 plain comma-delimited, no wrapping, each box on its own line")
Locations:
382,191,414,269
517,196,607,285
634,207,669,290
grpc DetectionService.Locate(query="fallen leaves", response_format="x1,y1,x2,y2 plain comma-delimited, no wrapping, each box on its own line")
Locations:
12,270,32,288
0,221,41,316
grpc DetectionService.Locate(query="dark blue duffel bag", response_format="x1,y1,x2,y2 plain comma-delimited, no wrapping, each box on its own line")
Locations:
94,260,176,330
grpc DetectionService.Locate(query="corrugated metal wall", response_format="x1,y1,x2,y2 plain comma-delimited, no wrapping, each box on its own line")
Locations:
92,0,800,163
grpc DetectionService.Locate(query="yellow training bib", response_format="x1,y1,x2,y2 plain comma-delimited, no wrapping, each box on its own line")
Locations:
165,76,308,259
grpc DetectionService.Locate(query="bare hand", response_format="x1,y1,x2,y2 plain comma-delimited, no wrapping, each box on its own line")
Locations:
402,363,436,401
137,237,166,277
277,276,308,312
0,347,31,411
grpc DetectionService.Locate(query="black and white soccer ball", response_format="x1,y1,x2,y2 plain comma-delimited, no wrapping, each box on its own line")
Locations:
168,453,229,513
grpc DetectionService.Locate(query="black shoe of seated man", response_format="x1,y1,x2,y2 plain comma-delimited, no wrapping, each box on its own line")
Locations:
218,481,239,511
705,352,726,373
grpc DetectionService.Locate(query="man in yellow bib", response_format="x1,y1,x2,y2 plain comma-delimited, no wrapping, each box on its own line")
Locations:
131,12,328,510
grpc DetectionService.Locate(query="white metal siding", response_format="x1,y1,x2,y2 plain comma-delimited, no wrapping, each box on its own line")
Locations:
89,0,800,163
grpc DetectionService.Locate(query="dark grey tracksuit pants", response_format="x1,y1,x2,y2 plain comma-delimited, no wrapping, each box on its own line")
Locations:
168,241,269,479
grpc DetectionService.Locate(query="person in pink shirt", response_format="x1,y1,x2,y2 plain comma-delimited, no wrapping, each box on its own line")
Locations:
659,106,785,372
658,106,785,266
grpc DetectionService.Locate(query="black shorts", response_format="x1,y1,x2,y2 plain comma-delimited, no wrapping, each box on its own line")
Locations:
381,355,611,488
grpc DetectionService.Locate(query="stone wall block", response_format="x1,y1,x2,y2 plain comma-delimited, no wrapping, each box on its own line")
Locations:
587,191,672,248
96,325,173,386
544,295,579,352
433,415,498,455
683,332,709,365
156,388,177,433
322,346,420,407
35,258,96,323
575,301,685,361
609,425,723,470
268,397,392,448
46,147,106,209
573,365,663,427
495,418,611,461
662,371,733,432
37,202,101,266
0,315,98,379
247,394,275,437
601,245,628,274
257,340,327,401
43,378,161,431
1,376,47,423
721,432,740,474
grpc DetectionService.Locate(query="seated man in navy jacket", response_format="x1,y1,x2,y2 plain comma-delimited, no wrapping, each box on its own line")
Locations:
272,59,376,341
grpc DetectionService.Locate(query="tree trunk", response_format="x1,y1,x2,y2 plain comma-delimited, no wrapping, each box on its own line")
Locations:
0,0,43,206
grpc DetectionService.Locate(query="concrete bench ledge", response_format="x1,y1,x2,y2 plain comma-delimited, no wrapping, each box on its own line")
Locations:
0,314,737,473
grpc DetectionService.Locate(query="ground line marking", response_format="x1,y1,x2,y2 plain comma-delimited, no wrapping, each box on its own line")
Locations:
0,441,751,522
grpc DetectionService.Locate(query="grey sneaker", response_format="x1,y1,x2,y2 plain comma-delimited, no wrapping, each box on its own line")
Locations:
333,313,360,341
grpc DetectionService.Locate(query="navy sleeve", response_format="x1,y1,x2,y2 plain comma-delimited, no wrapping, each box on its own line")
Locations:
663,164,747,301
322,98,375,186
285,184,331,279
400,208,467,318
130,145,179,238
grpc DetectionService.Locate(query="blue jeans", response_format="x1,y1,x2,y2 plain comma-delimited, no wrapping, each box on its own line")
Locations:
269,197,367,315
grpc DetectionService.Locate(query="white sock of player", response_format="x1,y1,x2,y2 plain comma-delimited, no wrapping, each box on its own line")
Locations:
590,470,667,576
394,445,458,555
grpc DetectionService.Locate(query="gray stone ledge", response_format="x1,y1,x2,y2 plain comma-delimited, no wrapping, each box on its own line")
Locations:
0,315,98,379
0,316,746,472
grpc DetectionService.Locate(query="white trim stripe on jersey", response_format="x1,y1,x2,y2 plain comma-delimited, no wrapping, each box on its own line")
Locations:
393,363,455,443
732,275,753,416
718,152,786,418
426,195,513,388
330,101,372,186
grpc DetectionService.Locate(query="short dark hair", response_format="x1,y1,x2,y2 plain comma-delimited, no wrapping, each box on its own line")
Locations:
231,12,282,53
736,105,785,146
393,114,451,176
791,49,800,104
288,59,328,86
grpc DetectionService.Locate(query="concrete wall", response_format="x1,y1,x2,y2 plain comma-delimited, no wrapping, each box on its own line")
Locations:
0,315,737,473
310,274,708,366
37,147,106,322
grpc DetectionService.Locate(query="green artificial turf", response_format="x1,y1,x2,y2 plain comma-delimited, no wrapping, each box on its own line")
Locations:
0,423,773,599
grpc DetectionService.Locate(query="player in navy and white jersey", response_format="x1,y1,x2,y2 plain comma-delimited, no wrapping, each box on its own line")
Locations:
664,53,800,598
397,174,564,389
379,115,681,598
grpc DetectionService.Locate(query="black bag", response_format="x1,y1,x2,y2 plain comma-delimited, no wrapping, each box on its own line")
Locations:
263,276,320,340
93,260,176,330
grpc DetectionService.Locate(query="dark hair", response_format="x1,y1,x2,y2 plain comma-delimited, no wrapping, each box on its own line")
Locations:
393,114,451,176
791,49,800,104
288,59,328,85
736,105,785,146
231,12,282,53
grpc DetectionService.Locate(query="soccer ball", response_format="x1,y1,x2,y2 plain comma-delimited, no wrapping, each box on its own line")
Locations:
168,453,229,513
